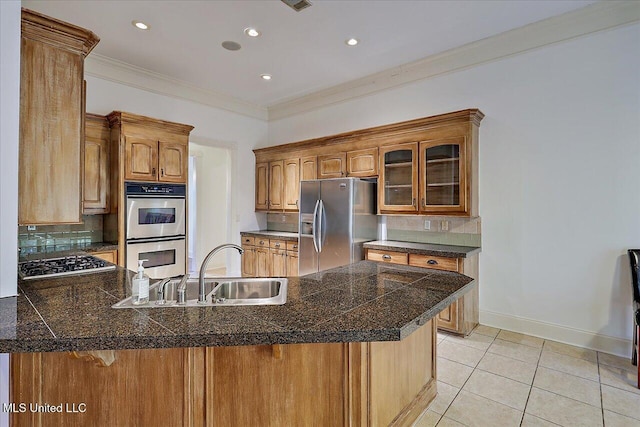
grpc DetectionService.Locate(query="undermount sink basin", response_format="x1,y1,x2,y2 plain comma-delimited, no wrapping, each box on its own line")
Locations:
112,277,287,309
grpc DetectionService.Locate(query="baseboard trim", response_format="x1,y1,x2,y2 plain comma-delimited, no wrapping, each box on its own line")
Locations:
479,310,632,358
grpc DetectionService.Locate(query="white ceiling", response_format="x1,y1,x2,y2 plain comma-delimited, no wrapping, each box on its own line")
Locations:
22,0,597,109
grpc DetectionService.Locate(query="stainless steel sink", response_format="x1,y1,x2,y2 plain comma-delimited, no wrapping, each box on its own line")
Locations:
112,277,287,308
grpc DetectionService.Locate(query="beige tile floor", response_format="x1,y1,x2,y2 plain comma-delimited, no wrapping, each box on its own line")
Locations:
414,325,640,427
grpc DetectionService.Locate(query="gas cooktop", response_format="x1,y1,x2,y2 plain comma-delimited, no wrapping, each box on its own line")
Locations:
18,255,116,280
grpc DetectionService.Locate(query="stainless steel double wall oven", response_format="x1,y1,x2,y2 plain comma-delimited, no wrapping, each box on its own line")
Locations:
125,182,186,279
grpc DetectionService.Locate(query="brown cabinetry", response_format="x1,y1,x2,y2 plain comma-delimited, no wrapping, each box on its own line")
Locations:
92,250,117,264
346,147,378,177
255,162,269,211
124,136,188,183
253,109,483,217
318,152,347,178
366,248,478,335
255,158,301,212
268,161,284,210
240,235,299,278
83,114,110,214
18,9,99,225
283,158,300,211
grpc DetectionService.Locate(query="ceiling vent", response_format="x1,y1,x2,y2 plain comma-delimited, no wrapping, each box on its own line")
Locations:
281,0,312,12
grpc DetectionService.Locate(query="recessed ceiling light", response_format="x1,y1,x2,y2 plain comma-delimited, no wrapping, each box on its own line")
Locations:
261,74,272,81
345,38,359,46
244,27,261,38
132,21,149,30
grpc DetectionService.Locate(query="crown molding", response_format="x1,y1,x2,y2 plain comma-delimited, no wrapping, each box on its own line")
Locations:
84,54,268,121
268,1,640,120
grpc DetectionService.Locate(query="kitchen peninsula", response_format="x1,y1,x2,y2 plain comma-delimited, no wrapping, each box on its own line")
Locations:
3,261,474,426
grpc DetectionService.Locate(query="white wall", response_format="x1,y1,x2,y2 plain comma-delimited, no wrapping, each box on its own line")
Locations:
189,143,233,273
0,2,21,424
269,24,640,356
85,76,268,274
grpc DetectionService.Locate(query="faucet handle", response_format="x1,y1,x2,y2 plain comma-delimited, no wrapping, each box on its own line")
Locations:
155,278,172,305
176,274,189,304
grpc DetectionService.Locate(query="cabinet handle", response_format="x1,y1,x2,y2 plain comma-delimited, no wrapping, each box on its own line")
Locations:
152,167,156,176
259,240,265,245
293,245,298,249
161,168,164,177
412,198,416,206
382,254,392,260
427,259,438,265
422,198,425,207
275,243,280,248
295,200,298,208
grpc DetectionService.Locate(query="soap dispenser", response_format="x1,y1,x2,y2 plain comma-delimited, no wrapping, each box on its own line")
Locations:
132,259,149,305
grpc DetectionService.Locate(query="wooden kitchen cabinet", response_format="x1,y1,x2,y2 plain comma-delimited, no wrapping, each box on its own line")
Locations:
123,137,187,183
366,248,478,335
241,244,256,277
268,161,284,210
18,9,99,225
255,247,270,277
379,143,419,213
255,162,269,211
158,140,188,183
270,249,287,277
83,114,110,214
346,147,378,177
286,241,299,277
241,235,299,278
318,152,347,178
283,158,300,211
300,156,317,180
92,250,117,264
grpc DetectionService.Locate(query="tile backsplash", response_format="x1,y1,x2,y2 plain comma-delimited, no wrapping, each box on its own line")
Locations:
18,215,105,255
384,215,481,247
265,212,481,247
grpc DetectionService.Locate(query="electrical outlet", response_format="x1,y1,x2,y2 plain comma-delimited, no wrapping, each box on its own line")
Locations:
281,214,287,223
27,225,36,231
441,220,449,231
423,220,430,230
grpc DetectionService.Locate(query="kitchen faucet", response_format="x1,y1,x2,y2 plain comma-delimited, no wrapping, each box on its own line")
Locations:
198,244,244,304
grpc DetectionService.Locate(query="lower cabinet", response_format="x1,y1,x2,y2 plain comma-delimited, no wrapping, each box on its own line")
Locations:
365,248,478,336
91,250,117,264
10,320,436,426
241,235,299,278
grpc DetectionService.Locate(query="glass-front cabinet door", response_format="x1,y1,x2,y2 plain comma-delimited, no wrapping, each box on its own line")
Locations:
379,142,418,212
419,136,467,215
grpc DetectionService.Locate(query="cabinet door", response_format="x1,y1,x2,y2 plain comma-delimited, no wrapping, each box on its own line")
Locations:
269,160,284,211
158,141,187,183
300,156,317,181
283,158,300,211
419,137,467,215
124,136,158,181
255,162,269,211
317,153,346,179
83,117,110,214
92,250,117,264
241,245,256,277
437,301,460,333
378,143,418,212
19,37,84,225
286,252,299,277
347,147,378,177
270,249,287,277
255,247,270,277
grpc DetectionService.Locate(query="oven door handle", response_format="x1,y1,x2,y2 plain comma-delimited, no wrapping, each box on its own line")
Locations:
126,236,186,244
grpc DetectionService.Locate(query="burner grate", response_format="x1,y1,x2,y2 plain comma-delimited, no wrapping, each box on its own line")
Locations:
19,255,116,280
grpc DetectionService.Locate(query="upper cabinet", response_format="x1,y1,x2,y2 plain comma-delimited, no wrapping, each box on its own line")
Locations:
83,114,110,214
18,9,99,225
283,158,300,211
253,109,483,216
108,111,194,184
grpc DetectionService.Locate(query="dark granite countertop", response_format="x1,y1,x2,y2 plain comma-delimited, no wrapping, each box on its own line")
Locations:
241,230,298,242
0,261,474,353
364,241,481,258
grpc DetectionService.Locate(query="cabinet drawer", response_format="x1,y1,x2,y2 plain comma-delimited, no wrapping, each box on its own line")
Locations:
367,250,408,265
408,254,458,271
255,238,269,247
286,241,299,252
241,236,255,246
270,239,286,250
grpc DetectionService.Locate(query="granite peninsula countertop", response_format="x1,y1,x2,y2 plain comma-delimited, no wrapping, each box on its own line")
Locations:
241,230,298,242
0,261,474,353
364,241,481,258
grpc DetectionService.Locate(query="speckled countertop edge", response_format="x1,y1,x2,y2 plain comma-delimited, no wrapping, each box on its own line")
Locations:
1,261,475,353
241,231,298,242
363,240,481,258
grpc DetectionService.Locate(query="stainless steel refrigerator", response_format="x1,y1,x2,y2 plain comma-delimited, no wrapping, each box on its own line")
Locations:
298,178,377,276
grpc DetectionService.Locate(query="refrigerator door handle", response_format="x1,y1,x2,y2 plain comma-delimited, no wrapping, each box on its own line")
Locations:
318,200,325,253
312,199,320,253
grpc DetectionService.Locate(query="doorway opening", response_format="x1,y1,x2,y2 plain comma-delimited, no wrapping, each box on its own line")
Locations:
188,144,232,276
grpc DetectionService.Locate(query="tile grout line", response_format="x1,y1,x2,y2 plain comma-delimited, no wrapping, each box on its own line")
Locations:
19,287,57,339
